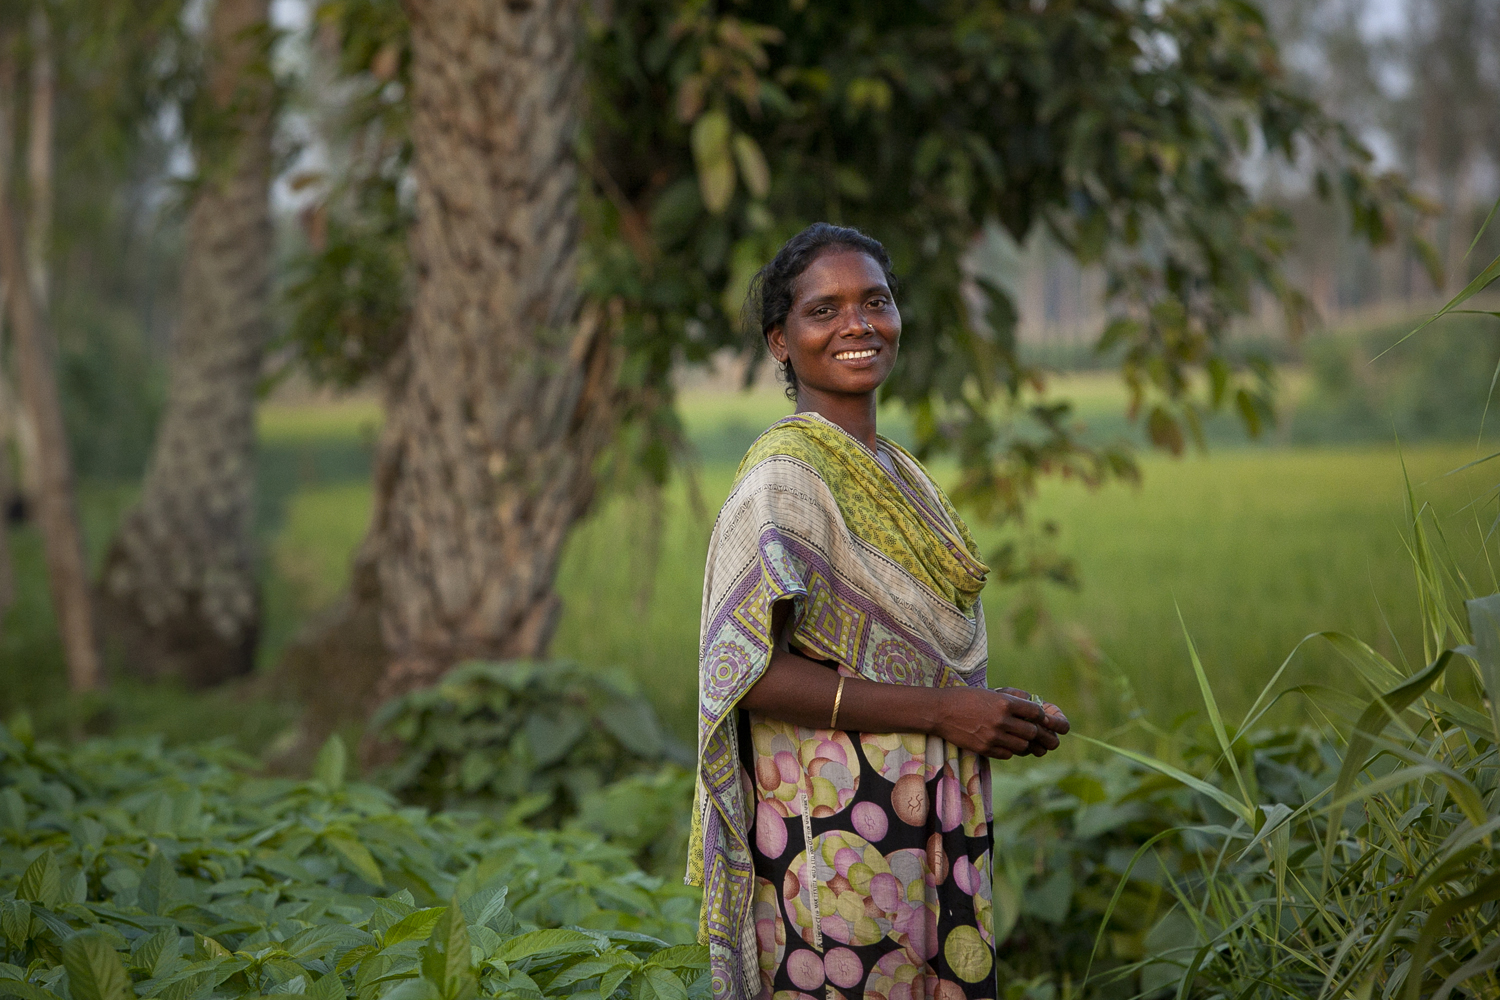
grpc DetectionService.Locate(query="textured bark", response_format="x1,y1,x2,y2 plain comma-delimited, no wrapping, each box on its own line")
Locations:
99,0,273,687
0,186,101,691
285,0,620,740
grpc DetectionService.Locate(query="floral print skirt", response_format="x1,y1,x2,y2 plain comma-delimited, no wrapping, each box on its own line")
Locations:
739,691,997,1000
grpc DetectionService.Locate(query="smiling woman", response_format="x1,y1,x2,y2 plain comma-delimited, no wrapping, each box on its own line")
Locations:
689,224,1069,1000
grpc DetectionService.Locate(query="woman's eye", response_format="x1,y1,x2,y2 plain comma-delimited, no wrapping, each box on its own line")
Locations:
868,298,888,309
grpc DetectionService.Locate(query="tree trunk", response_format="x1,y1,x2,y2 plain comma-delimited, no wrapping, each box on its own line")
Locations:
26,8,52,308
0,29,19,623
98,0,273,687
0,180,101,692
283,0,620,750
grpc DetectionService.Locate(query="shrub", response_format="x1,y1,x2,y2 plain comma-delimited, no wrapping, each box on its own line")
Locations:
990,728,1330,999
372,661,690,828
0,721,706,1000
1291,314,1500,444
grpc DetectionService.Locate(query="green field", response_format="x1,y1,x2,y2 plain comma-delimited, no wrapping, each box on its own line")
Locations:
0,369,1491,751
256,382,1497,749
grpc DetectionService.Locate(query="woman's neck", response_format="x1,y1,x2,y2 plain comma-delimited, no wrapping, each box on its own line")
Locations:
795,389,878,452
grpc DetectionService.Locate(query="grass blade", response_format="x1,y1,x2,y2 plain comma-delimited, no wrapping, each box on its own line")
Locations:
1075,735,1255,825
1464,195,1500,260
1373,251,1500,361
1175,602,1251,806
1320,650,1453,889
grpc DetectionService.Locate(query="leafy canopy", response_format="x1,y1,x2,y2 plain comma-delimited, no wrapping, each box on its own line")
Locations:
296,0,1425,586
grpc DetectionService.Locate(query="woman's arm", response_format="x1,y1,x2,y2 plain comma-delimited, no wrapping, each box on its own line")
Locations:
738,604,1070,760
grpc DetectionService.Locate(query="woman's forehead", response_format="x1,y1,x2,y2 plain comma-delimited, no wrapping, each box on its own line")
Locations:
792,249,889,301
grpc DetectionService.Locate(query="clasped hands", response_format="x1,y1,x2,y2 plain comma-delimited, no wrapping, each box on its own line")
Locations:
935,685,1071,760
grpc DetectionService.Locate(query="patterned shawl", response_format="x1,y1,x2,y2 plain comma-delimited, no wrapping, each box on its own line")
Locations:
689,412,991,1000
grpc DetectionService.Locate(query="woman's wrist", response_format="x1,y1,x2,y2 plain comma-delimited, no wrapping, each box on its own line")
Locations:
917,686,955,741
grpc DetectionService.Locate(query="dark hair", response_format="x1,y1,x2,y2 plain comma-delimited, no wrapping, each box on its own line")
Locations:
744,223,897,400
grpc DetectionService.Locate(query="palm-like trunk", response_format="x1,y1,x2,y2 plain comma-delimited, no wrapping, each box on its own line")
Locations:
99,0,273,686
286,0,619,740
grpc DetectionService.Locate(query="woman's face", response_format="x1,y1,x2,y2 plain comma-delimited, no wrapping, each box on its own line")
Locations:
767,249,901,401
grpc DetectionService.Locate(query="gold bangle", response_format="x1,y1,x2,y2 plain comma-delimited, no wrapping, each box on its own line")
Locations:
829,676,847,730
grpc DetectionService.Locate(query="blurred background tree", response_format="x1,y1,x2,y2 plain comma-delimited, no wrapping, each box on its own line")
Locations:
98,0,276,688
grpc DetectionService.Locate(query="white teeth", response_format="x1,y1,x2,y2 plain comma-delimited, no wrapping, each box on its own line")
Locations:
835,349,877,360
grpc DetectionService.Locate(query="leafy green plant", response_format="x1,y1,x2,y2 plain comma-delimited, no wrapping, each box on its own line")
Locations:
1077,504,1500,998
372,661,690,828
989,727,1332,999
0,722,705,1000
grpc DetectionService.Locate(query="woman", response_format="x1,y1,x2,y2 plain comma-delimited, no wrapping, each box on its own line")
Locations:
689,223,1071,1000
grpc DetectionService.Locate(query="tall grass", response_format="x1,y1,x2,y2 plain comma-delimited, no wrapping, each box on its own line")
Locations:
1078,483,1500,998
1076,240,1500,997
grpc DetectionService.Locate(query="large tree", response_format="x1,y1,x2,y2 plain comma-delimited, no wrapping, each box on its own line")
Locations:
99,0,274,687
285,0,1423,737
285,0,620,734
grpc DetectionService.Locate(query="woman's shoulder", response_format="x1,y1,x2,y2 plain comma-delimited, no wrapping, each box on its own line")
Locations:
733,414,840,483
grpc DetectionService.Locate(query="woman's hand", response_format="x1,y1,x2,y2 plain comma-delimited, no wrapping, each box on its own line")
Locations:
933,687,1059,760
995,687,1070,757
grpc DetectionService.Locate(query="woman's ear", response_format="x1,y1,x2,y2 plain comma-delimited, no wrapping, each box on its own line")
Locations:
765,326,788,363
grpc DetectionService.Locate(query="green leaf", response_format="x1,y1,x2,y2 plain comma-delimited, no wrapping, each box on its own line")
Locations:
315,736,348,790
493,929,603,964
138,851,177,915
1147,406,1184,455
457,887,508,932
420,900,476,1000
600,964,634,1000
690,111,736,213
306,974,346,1000
598,698,664,759
0,788,27,832
382,908,446,947
64,933,130,1000
379,980,438,1000
0,981,63,1000
730,135,770,199
523,712,587,769
285,925,370,961
634,967,687,1000
323,832,384,887
0,900,30,949
132,928,180,978
17,852,60,909
643,946,707,971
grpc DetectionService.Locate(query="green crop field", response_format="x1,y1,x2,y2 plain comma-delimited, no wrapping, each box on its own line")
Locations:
2,364,1491,750
251,381,1498,749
